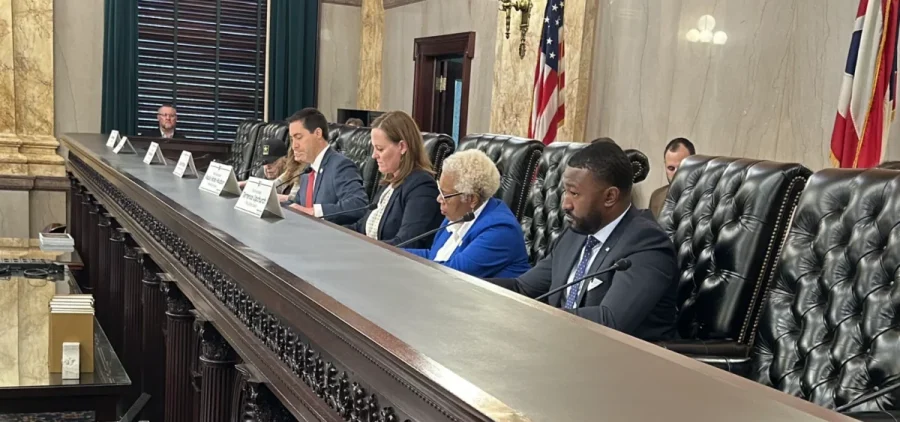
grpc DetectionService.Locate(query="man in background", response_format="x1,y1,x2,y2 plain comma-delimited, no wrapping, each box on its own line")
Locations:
345,117,364,127
151,104,185,139
649,138,695,218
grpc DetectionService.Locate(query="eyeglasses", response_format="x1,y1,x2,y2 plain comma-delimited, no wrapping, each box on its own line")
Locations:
439,190,464,201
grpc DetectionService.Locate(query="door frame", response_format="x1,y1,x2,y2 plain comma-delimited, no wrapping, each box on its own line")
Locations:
412,32,476,136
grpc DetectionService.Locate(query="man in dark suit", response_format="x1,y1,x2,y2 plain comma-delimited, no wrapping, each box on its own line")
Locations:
140,103,187,139
285,108,368,225
489,141,678,341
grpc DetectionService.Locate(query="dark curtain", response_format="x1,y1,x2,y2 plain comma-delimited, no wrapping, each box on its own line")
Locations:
267,0,319,121
101,0,138,135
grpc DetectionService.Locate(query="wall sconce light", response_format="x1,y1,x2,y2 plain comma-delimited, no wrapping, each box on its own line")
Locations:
686,14,727,45
499,0,532,59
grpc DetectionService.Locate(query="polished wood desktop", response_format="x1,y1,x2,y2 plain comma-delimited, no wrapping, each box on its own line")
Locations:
62,132,852,421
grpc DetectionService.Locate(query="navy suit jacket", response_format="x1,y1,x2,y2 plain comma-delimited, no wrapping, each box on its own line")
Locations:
489,207,678,341
290,148,368,225
348,169,443,248
405,198,531,279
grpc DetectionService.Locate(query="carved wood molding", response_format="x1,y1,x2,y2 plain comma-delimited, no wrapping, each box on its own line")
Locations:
0,174,69,191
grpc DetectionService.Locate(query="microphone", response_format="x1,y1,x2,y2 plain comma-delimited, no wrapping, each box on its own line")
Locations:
237,162,263,178
394,212,476,248
274,167,312,192
835,380,900,412
533,258,632,302
319,203,378,219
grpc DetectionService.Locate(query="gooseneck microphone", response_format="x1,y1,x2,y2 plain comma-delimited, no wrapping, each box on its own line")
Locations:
533,258,632,302
320,203,378,220
274,167,313,192
237,162,263,178
394,212,476,248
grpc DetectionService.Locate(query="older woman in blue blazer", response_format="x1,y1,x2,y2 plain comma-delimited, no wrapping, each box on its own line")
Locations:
404,149,531,278
347,111,443,248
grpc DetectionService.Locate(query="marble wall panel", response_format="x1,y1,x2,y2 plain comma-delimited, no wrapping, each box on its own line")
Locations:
585,0,900,207
53,0,103,135
0,190,30,239
29,190,64,237
381,0,499,134
358,0,385,110
12,0,53,136
319,3,363,122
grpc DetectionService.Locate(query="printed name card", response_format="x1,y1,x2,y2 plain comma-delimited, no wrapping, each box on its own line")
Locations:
105,130,120,147
173,151,198,178
234,177,284,219
142,142,167,165
112,136,136,154
199,162,241,196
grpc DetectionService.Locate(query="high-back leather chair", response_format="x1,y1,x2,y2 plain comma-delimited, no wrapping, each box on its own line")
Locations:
422,133,455,178
457,134,544,221
231,119,264,181
249,121,289,178
709,169,900,420
521,143,654,265
656,156,811,357
327,123,379,200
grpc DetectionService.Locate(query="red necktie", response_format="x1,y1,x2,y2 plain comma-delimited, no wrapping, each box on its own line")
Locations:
305,169,316,207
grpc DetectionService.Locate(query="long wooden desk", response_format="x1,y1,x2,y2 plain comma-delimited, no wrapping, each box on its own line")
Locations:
62,132,852,421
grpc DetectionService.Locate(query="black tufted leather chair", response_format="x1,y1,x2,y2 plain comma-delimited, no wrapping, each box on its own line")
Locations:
751,168,900,417
625,149,650,183
327,123,379,200
655,156,811,358
422,133,455,178
521,142,584,265
457,134,544,221
249,121,290,178
231,119,265,181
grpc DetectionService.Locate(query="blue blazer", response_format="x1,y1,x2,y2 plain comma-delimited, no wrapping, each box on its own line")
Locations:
348,169,443,248
291,148,368,225
405,198,531,278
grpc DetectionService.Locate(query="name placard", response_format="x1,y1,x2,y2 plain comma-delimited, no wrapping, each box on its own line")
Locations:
112,136,136,154
142,142,167,165
105,130,120,147
199,162,241,196
234,177,284,219
173,151,198,178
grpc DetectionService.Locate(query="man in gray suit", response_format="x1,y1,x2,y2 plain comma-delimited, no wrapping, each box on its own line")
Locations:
490,141,678,341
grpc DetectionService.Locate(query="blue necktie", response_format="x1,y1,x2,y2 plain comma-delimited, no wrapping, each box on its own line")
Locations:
564,236,600,309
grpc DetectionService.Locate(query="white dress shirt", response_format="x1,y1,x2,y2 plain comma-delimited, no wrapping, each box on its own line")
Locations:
365,184,395,239
434,201,489,263
160,127,174,138
309,145,330,218
565,206,631,298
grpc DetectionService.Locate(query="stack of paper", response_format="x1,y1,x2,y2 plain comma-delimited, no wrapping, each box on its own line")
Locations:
39,233,74,252
48,294,94,373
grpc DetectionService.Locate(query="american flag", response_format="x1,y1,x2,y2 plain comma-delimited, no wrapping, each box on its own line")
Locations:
528,0,565,145
831,0,899,168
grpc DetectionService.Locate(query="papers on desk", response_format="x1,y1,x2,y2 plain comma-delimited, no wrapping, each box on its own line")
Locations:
49,294,94,373
39,232,74,252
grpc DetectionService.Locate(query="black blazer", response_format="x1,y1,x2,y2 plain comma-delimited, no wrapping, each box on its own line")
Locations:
490,207,678,341
348,169,442,249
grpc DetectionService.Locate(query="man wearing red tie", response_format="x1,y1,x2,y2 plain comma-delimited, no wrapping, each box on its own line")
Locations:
285,108,368,225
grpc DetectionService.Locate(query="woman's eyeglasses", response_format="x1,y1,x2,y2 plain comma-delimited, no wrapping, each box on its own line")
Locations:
439,190,463,201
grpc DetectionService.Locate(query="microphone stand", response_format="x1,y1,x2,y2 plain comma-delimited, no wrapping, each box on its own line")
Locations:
394,212,475,248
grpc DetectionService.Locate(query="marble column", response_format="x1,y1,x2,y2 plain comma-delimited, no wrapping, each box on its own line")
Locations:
0,0,64,241
489,0,598,141
356,0,384,110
